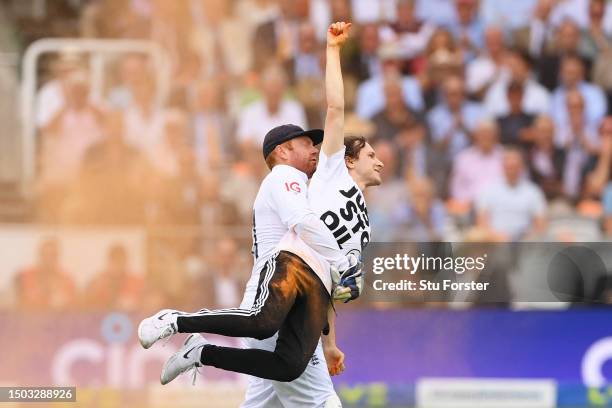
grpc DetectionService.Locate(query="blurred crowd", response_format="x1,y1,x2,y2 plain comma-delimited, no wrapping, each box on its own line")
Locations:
6,0,612,310
10,234,252,312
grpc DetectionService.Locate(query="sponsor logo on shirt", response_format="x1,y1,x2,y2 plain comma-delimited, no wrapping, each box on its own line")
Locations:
284,181,302,193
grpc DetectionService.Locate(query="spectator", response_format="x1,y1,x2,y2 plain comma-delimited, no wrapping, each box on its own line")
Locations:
252,0,302,71
123,74,165,158
476,148,547,240
153,147,209,226
592,52,612,113
146,110,190,178
580,0,612,59
415,0,456,26
289,22,324,83
72,110,148,224
220,157,263,223
351,0,396,23
420,28,464,108
355,42,424,119
527,115,566,200
202,237,245,309
167,52,203,110
40,69,104,189
14,238,77,310
466,26,508,99
556,89,599,199
450,119,504,203
598,120,612,235
545,0,585,27
481,0,539,29
329,0,353,22
371,72,426,142
343,23,381,82
447,0,485,61
190,0,251,77
427,27,462,59
84,244,144,311
537,20,591,90
547,0,612,32
397,122,431,180
394,177,448,241
428,75,485,159
107,54,149,110
291,22,326,128
233,0,281,73
35,53,83,129
236,0,280,30
584,116,612,196
149,0,192,66
514,0,599,58
512,0,556,57
80,0,147,39
484,49,551,117
496,81,535,146
378,0,436,71
236,65,307,147
365,139,408,241
191,78,233,170
602,183,612,236
551,54,607,127
220,160,261,223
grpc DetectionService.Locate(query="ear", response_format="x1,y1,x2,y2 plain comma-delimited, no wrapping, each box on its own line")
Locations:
345,157,356,169
274,145,288,161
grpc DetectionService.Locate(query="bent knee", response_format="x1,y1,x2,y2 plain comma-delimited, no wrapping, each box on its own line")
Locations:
251,320,280,340
275,358,308,382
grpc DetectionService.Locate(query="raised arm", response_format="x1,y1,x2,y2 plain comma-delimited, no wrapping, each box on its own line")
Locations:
322,21,352,157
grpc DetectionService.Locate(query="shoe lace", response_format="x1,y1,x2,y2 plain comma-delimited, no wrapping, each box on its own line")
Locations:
160,323,177,347
189,365,202,386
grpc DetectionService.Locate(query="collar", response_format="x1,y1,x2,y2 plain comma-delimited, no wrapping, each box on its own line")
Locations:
272,164,308,182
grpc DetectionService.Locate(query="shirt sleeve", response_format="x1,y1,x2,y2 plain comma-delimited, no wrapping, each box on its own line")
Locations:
266,166,313,228
313,147,347,181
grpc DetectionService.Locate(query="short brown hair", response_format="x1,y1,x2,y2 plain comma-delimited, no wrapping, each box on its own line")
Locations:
265,140,296,169
344,135,367,161
265,150,278,169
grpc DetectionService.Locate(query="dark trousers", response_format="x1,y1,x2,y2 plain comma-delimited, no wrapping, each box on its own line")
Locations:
176,251,331,382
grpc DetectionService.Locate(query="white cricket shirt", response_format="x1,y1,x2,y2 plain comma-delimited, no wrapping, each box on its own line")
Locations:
241,164,345,307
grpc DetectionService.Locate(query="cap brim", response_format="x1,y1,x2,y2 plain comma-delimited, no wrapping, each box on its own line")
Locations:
300,129,324,146
263,128,325,159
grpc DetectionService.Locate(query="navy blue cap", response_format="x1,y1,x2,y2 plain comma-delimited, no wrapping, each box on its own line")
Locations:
262,124,324,159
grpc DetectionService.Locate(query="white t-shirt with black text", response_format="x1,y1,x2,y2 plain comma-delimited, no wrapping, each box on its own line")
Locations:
277,148,371,293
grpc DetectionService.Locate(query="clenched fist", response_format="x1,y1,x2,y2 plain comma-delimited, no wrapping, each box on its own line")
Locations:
327,21,352,47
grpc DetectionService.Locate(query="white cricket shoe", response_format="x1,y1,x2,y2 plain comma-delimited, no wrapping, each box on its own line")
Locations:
161,333,208,385
137,309,181,349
